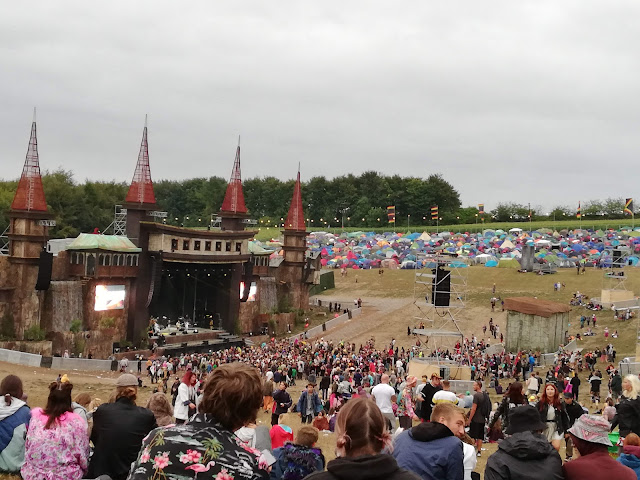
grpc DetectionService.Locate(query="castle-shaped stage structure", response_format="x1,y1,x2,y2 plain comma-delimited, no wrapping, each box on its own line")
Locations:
0,117,317,357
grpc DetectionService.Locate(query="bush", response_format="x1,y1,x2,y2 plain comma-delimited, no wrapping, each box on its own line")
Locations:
99,317,116,329
24,325,46,341
70,319,82,333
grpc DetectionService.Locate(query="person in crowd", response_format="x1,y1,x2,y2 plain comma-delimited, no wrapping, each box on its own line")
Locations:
614,375,640,440
236,420,272,451
525,374,539,397
611,370,623,400
174,370,197,424
570,373,581,400
272,381,292,427
270,425,325,480
21,380,88,480
419,373,442,421
489,381,527,435
88,373,157,480
468,380,488,456
431,379,460,406
306,397,420,480
319,373,331,401
313,409,330,431
459,432,478,480
71,391,91,428
371,374,397,431
128,363,270,480
536,383,569,452
170,376,180,406
602,397,617,423
297,381,323,424
270,414,294,449
145,391,174,427
618,432,640,479
393,402,465,480
396,375,419,429
484,405,563,480
563,391,584,462
0,375,30,474
263,376,275,413
563,414,635,480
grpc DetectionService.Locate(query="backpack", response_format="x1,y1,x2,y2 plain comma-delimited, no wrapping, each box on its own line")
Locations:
480,392,492,420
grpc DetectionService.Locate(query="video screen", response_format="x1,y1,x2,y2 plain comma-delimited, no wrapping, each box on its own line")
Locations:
240,281,257,302
95,284,125,311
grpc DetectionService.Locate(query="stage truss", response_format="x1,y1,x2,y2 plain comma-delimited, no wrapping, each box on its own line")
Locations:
411,253,469,360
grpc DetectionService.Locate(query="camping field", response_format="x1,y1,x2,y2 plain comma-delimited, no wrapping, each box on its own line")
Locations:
0,265,637,479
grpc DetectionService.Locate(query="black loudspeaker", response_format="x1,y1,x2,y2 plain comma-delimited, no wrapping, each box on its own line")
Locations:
613,250,622,268
35,250,53,291
432,266,451,307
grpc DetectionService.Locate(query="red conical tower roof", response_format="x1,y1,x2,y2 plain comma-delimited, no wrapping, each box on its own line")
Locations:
11,115,48,212
220,142,248,214
284,169,306,231
125,118,156,205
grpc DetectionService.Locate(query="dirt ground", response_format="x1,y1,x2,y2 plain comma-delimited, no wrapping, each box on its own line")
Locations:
0,265,636,479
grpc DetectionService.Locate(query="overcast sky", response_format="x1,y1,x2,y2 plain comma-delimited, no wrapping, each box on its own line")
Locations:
2,1,639,211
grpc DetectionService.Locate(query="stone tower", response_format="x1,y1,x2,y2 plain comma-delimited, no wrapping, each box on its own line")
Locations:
8,114,55,338
277,169,309,310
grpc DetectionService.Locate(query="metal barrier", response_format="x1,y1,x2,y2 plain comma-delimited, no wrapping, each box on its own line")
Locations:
619,362,640,376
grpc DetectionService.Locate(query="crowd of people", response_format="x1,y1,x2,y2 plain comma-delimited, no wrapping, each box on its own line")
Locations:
0,325,637,480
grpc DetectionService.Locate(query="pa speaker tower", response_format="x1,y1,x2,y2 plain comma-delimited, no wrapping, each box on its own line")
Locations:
432,266,451,307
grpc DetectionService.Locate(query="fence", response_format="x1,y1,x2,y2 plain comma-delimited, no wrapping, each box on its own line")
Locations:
619,361,640,376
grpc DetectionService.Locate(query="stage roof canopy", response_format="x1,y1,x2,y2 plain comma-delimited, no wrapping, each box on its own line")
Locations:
67,233,142,252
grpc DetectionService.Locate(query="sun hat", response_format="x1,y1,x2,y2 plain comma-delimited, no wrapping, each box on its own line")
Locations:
568,414,612,446
431,372,441,379
505,405,547,435
115,373,139,387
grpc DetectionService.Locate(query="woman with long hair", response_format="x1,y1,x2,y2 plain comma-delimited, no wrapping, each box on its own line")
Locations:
614,375,640,439
174,370,197,424
536,383,569,451
489,381,527,434
305,397,420,480
0,375,30,474
21,380,88,480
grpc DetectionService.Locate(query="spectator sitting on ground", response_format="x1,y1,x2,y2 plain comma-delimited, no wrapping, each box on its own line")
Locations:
145,392,174,427
88,373,157,480
270,414,294,449
21,379,88,480
271,425,325,480
393,402,465,480
0,375,30,474
306,397,420,480
313,410,330,431
484,405,563,480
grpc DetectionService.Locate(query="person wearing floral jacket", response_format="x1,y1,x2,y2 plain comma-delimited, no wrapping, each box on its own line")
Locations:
21,380,89,480
127,363,269,480
396,376,418,430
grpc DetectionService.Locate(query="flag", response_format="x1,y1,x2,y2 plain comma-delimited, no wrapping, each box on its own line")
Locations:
478,204,484,214
625,198,634,215
576,201,581,219
431,205,439,220
387,205,395,223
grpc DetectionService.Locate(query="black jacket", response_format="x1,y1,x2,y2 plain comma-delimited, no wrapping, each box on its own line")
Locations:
306,454,420,480
611,374,623,394
484,431,564,480
535,401,569,435
616,396,640,437
419,383,442,420
564,400,584,427
88,397,157,480
490,397,527,431
273,388,292,415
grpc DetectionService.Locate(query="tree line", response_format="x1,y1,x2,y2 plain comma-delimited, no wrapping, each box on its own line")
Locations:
0,170,633,238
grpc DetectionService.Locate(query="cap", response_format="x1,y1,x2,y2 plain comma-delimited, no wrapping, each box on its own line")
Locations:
116,373,139,387
563,392,573,398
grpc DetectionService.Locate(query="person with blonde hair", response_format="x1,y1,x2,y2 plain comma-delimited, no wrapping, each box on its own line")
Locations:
613,375,640,439
145,392,174,427
306,397,419,480
393,402,465,479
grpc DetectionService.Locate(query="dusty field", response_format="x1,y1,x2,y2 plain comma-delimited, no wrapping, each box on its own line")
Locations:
0,265,637,479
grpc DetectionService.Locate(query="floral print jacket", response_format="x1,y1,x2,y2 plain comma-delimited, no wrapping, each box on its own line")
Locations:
127,413,270,480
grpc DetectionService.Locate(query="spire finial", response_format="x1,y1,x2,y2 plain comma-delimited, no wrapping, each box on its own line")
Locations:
144,114,148,128
32,107,36,123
